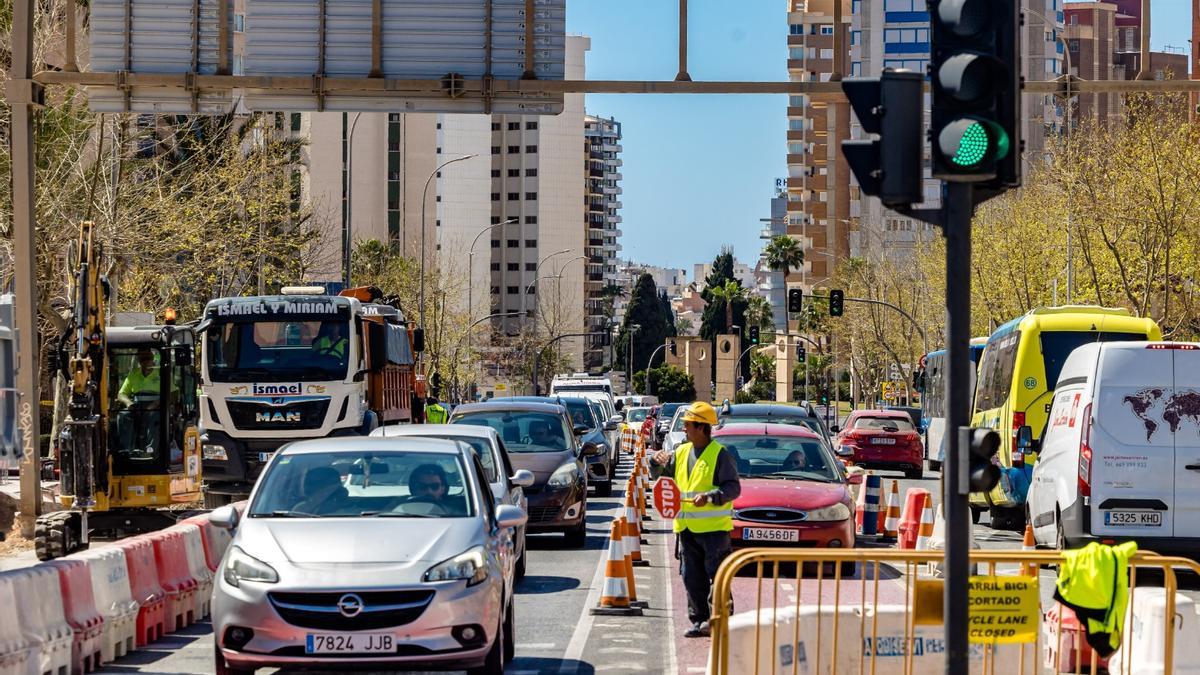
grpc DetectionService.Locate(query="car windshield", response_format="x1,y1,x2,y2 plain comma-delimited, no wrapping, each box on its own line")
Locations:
672,411,688,432
852,416,914,432
626,408,648,423
249,450,474,518
718,435,840,482
207,319,350,382
420,435,497,482
561,400,596,429
452,411,572,453
659,403,683,420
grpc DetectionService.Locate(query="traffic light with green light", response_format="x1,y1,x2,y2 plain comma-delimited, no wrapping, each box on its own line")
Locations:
749,325,760,345
829,290,845,317
930,0,1020,185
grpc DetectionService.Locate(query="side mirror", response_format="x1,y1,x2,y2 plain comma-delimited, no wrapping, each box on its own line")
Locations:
495,504,528,530
836,445,854,458
847,472,864,485
1016,425,1033,450
209,504,239,530
510,469,535,488
608,414,623,426
603,420,619,432
583,442,606,457
831,425,841,433
572,424,589,437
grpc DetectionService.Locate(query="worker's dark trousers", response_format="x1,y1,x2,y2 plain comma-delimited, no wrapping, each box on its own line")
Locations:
677,529,732,625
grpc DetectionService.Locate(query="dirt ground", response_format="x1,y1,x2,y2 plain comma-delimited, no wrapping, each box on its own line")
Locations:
0,492,33,556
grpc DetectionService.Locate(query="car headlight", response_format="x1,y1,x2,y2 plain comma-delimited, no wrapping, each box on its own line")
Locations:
424,546,488,586
223,546,279,587
547,462,579,489
203,444,228,461
805,503,852,522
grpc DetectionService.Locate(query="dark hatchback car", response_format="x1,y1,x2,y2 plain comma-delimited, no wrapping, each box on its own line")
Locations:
717,403,834,451
654,402,686,448
450,401,597,546
501,396,617,496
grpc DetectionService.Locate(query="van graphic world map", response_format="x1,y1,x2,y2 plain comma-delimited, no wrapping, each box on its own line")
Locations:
1123,389,1200,441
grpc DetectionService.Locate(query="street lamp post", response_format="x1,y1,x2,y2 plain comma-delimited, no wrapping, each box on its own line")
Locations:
467,218,518,385
451,311,522,401
627,324,641,394
419,154,477,325
644,342,669,396
343,112,363,287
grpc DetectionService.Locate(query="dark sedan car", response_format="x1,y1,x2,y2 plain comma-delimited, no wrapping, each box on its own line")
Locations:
499,396,617,496
450,400,599,546
716,402,834,450
654,402,686,449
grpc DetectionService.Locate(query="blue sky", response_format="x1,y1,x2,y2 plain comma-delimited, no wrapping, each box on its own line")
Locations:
566,0,1193,272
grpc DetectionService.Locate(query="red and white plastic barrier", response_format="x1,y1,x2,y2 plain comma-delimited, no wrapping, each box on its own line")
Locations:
10,565,73,675
73,547,139,662
169,523,214,620
117,536,166,646
0,570,37,675
43,558,105,674
182,514,228,572
147,531,197,633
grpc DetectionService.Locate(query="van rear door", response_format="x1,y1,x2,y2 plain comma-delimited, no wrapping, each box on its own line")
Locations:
1170,346,1200,538
1091,345,1175,537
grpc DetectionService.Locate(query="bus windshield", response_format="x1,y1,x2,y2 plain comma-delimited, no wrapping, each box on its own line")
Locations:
1040,331,1147,389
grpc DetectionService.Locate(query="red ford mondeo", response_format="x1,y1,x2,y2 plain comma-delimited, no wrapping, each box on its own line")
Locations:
713,423,859,561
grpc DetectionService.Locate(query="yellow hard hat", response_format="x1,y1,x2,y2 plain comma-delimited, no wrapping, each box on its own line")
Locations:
681,401,718,426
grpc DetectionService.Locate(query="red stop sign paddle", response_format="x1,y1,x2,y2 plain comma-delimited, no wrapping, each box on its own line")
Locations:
653,476,682,519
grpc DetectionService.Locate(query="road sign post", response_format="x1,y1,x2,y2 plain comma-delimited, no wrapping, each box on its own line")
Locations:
652,477,681,520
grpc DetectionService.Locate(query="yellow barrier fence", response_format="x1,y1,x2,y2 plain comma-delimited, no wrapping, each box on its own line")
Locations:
708,547,1200,675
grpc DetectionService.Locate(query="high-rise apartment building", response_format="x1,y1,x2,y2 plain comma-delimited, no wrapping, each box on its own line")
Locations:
583,115,624,370
758,194,788,332
786,0,853,291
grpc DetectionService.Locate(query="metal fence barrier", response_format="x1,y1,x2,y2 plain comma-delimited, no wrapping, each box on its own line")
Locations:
709,548,1200,675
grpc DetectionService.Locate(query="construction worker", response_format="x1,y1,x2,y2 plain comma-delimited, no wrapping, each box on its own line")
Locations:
312,322,348,359
424,396,448,424
653,401,741,638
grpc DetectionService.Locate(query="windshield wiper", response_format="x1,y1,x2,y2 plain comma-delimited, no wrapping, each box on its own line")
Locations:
755,472,837,483
360,511,440,518
250,510,316,518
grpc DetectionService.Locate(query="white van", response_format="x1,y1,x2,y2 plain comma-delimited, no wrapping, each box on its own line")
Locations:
1028,341,1200,555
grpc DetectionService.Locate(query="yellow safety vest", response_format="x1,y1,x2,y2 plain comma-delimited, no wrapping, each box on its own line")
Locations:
425,403,448,424
673,440,733,534
1053,541,1138,657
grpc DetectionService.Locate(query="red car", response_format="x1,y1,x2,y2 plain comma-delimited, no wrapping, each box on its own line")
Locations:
833,410,924,479
714,423,859,562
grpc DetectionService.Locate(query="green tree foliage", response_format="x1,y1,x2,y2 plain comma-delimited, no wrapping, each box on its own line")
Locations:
764,234,805,281
745,295,774,337
634,364,696,402
699,249,749,340
616,273,674,374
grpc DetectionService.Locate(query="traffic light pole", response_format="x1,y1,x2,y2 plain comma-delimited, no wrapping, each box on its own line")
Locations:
942,181,974,674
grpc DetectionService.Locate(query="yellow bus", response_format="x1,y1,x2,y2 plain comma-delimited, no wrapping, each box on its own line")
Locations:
969,306,1162,529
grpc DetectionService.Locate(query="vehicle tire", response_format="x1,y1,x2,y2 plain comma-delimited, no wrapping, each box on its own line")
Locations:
970,506,982,525
928,460,942,473
594,480,613,498
502,602,515,664
214,644,255,675
904,466,924,480
467,616,505,675
564,519,587,548
1055,508,1067,552
990,505,1023,531
515,545,527,580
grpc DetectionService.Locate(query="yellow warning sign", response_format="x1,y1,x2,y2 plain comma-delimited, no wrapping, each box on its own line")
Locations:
967,576,1038,644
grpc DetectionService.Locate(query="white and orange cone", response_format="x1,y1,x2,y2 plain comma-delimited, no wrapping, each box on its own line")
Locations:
590,519,642,615
1022,523,1037,576
618,516,646,608
624,487,648,566
881,481,901,541
915,493,935,551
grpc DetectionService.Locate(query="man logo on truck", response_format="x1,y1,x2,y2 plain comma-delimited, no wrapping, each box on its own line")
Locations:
256,411,301,423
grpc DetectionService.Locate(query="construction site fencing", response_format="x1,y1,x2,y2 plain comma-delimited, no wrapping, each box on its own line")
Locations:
708,547,1200,675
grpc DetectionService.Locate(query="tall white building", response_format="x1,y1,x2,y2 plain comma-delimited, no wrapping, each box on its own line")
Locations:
583,114,624,370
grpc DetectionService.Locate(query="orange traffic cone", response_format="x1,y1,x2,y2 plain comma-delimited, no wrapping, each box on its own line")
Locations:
915,493,935,550
624,487,648,566
882,481,901,541
618,516,647,608
590,519,642,616
1021,523,1037,576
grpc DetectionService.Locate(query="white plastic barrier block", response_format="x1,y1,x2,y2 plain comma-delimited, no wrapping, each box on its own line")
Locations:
0,571,37,675
717,603,1037,675
1110,587,1200,675
170,524,214,620
11,566,72,675
72,548,139,663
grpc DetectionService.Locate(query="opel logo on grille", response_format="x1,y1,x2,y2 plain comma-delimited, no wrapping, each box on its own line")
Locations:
337,593,364,618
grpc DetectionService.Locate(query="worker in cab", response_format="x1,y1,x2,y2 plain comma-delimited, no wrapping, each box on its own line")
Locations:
117,348,174,454
312,322,348,360
425,396,448,424
118,348,164,408
653,401,741,638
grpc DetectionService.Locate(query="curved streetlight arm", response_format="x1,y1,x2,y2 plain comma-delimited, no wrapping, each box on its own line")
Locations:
798,293,927,357
469,217,519,254
420,153,478,324
450,311,522,402
644,343,668,395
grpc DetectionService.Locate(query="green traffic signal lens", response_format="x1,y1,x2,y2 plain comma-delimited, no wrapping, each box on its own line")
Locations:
938,118,1010,170
953,122,989,166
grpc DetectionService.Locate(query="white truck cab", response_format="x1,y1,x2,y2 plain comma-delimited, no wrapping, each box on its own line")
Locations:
1028,341,1200,556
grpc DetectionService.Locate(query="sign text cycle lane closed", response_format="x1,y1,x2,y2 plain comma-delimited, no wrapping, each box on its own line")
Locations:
967,576,1039,644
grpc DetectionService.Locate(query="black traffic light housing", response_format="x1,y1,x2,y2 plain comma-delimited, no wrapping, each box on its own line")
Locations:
787,288,803,313
412,326,425,352
829,289,845,317
967,427,1002,493
748,325,760,345
796,346,806,363
929,0,1021,186
841,68,925,206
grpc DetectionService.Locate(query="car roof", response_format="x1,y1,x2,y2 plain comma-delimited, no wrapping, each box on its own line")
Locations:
371,424,498,440
850,409,910,418
453,401,566,415
722,404,814,417
715,422,821,438
279,436,466,456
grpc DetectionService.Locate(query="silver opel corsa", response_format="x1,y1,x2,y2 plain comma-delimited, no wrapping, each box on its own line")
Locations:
209,436,527,675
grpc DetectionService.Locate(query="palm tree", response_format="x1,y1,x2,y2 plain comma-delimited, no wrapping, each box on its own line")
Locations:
708,280,746,333
745,295,774,333
765,235,805,281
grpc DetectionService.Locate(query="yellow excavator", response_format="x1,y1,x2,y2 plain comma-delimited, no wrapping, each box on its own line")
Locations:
35,221,203,560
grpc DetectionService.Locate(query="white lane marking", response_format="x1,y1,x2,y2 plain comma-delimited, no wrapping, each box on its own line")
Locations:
664,525,679,675
781,582,795,591
517,642,558,649
599,646,648,654
559,503,615,674
687,667,708,673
